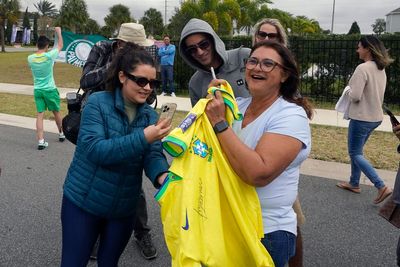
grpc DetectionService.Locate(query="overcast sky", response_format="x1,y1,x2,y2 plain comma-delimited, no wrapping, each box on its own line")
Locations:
22,0,399,34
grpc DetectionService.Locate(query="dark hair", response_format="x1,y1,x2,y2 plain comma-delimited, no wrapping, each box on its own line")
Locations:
250,40,314,119
163,34,170,39
359,35,394,70
106,42,155,91
37,36,50,49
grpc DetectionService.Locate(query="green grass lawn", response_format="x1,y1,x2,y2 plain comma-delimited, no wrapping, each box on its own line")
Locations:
0,92,399,171
1,52,399,171
0,51,82,88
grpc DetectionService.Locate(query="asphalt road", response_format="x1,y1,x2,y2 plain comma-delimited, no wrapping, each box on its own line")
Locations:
0,124,397,267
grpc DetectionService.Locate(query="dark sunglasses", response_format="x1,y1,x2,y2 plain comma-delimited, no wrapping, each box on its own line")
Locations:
245,57,285,73
124,72,160,89
257,31,279,40
185,39,211,55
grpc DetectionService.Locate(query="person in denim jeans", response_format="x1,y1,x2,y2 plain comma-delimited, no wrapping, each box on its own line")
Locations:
253,18,305,267
158,35,176,96
205,41,313,267
337,36,394,204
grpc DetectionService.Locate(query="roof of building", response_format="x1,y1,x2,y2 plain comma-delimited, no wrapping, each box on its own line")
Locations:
387,7,400,16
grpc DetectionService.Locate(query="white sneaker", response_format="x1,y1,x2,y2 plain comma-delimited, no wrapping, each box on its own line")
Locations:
38,140,49,150
59,133,66,142
160,92,166,96
171,92,176,97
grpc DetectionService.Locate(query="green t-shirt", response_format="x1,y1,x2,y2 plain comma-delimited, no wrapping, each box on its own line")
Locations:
27,49,59,90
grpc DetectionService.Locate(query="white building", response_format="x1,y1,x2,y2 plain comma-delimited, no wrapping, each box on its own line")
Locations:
386,7,400,33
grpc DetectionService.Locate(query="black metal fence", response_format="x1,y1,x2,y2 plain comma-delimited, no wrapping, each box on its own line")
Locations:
171,36,400,105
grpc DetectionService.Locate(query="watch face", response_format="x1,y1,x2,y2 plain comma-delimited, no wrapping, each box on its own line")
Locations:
214,120,229,133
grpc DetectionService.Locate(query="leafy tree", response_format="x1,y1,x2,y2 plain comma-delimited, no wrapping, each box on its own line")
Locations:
167,7,194,38
33,12,38,43
372,18,386,35
104,4,132,37
34,0,57,17
0,0,21,52
140,8,164,36
22,7,30,29
58,0,89,33
100,25,113,37
347,21,360,35
168,0,240,37
82,18,100,35
236,0,273,35
5,17,12,42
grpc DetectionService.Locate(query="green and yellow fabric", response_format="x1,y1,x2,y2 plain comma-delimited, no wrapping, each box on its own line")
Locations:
156,82,274,267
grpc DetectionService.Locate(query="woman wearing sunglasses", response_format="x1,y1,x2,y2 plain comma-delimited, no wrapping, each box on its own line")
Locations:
60,43,170,266
253,18,305,267
252,18,288,46
206,41,313,267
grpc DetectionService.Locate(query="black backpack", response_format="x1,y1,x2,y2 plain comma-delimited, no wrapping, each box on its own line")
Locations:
62,88,85,145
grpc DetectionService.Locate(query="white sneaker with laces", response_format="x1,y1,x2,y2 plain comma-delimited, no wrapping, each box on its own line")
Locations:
160,92,166,96
171,92,176,97
38,141,49,150
59,133,66,142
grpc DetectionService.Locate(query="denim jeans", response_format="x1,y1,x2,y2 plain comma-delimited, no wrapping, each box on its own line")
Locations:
161,65,174,93
348,119,384,189
60,196,135,267
261,230,296,267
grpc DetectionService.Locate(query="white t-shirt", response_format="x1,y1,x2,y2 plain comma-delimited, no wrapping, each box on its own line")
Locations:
232,96,311,235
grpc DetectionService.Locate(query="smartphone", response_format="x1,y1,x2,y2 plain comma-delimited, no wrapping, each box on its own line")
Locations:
383,105,399,127
159,103,177,122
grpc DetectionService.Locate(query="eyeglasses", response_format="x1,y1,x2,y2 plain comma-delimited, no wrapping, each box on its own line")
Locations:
257,31,279,40
185,39,211,55
124,72,160,89
245,57,285,73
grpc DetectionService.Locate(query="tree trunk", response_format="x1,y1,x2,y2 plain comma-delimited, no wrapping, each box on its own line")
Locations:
1,23,5,52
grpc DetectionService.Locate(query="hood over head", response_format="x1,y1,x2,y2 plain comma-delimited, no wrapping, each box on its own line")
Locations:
179,18,228,71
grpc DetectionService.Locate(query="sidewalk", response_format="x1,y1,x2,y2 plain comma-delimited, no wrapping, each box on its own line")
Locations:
0,82,397,187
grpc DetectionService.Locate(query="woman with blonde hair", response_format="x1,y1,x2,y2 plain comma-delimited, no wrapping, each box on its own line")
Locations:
337,35,394,204
252,18,288,46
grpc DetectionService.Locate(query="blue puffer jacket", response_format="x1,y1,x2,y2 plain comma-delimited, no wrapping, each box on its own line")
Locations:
63,88,169,218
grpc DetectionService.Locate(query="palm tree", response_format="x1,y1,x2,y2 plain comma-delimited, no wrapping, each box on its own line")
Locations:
140,8,164,36
236,0,272,35
57,0,89,33
104,4,132,37
34,0,57,17
176,0,240,36
0,0,20,52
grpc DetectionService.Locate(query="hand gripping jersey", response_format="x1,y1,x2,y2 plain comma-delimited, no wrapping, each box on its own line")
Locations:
156,83,274,267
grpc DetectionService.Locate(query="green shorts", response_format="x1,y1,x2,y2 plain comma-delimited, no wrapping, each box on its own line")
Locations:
34,89,61,113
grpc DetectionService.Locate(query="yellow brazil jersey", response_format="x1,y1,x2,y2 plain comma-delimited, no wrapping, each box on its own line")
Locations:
155,83,274,267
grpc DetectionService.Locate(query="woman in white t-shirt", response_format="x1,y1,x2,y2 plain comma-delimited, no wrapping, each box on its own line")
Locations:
205,41,313,267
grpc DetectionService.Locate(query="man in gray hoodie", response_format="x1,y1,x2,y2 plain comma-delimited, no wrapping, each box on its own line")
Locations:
179,18,250,106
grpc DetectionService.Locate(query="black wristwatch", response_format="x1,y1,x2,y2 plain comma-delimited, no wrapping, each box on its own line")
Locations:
213,120,229,134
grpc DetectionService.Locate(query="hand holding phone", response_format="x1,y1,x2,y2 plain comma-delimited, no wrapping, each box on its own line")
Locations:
383,105,399,127
159,103,177,123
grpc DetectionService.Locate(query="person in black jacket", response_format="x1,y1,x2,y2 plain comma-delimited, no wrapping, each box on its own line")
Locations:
80,22,158,260
391,123,400,266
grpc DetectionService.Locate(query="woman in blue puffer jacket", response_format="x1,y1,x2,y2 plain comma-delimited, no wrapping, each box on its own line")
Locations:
60,43,171,266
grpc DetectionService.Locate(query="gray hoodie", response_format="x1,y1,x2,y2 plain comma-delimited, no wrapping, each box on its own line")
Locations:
179,18,250,106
